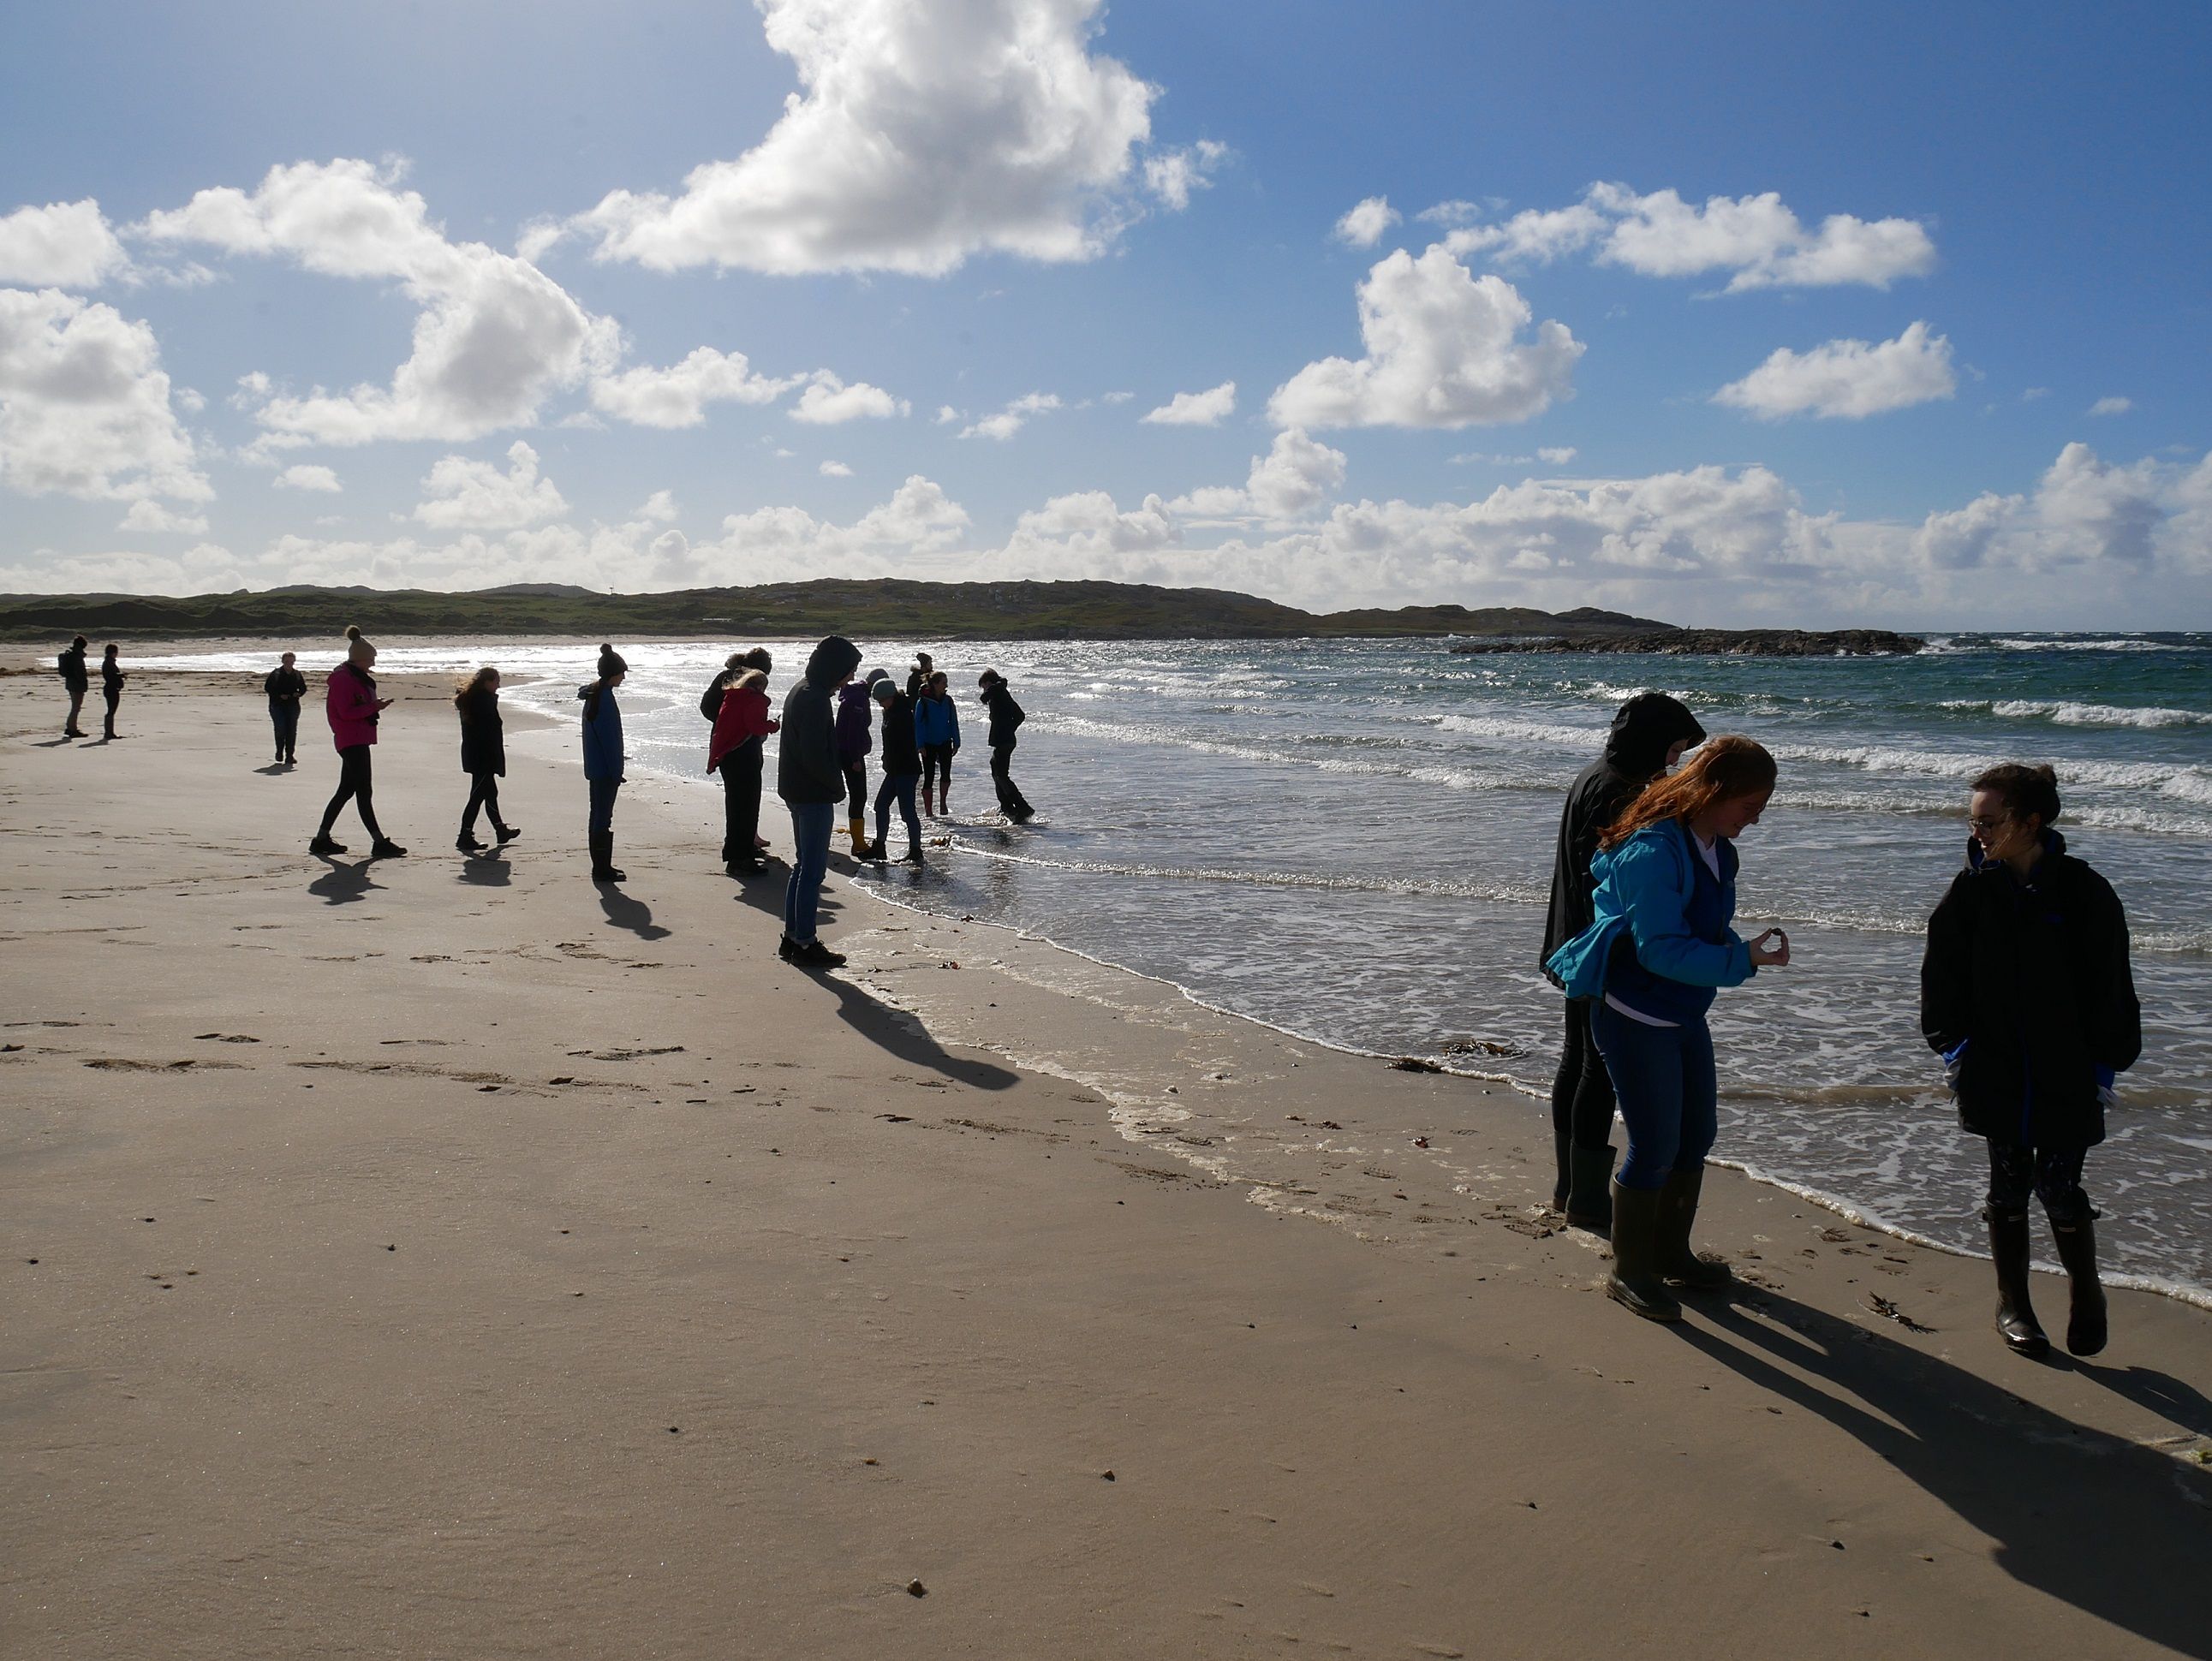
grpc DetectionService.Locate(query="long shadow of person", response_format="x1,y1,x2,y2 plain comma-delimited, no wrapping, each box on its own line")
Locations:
253,762,289,777
597,887,671,941
307,857,379,906
815,973,1019,1092
458,851,512,889
31,736,79,748
1677,1289,2211,1656
2071,1360,2212,1438
731,874,842,931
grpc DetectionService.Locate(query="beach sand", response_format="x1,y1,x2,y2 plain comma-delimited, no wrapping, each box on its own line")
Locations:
3,660,2208,1659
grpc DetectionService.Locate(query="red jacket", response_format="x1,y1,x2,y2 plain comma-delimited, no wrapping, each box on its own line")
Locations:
325,663,381,750
708,683,778,773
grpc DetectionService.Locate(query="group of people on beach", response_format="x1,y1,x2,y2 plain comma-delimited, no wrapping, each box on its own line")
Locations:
50,635,127,741
1541,694,2141,1358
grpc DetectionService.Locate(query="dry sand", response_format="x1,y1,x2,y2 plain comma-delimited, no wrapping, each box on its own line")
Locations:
3,659,2209,1660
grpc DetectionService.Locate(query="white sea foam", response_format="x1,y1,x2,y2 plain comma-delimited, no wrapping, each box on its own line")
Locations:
1941,697,2212,729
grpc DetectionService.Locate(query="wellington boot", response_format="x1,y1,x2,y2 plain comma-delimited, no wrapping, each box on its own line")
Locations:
902,843,924,866
1550,1128,1571,1213
2050,1213,2108,1357
1655,1166,1732,1289
590,830,625,883
1603,1182,1681,1322
848,817,870,857
862,838,886,861
1988,1211,2050,1358
1563,1145,1616,1236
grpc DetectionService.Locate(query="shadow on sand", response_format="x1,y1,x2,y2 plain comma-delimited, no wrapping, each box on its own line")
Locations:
459,850,513,889
815,972,1018,1092
307,856,380,906
596,884,671,941
1678,1288,2211,1657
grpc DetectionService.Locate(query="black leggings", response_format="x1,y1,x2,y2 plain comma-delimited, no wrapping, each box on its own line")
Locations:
720,742,763,861
319,744,385,841
921,743,954,801
990,745,1032,818
843,761,868,817
462,771,507,835
1550,998,1617,1151
1984,1141,2091,1226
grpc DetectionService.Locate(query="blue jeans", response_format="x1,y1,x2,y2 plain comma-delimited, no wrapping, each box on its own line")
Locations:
784,801,836,942
1589,1002,1718,1191
873,773,920,848
588,777,619,836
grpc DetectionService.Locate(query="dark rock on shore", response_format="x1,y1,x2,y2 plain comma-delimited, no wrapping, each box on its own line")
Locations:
1451,628,1924,658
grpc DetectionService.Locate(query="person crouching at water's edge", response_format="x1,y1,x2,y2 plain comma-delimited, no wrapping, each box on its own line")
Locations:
1921,763,2139,1360
1540,693,1706,1235
455,667,519,852
709,661,778,874
867,675,924,865
778,635,862,967
580,645,628,882
1547,736,1788,1321
313,627,403,858
978,669,1032,823
265,652,307,764
915,670,960,817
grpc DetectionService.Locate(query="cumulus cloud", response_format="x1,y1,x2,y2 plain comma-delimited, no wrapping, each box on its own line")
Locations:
791,373,909,425
0,199,130,288
274,464,343,492
1441,203,1605,265
143,158,615,447
1537,446,1577,465
1333,196,1399,248
0,287,209,502
2089,396,2132,416
819,459,853,476
590,346,805,428
411,440,569,530
1142,380,1235,426
1268,247,1582,430
1713,321,1956,420
117,499,209,535
676,473,972,583
961,390,1062,440
576,0,1160,277
1166,427,1346,523
1143,140,1228,211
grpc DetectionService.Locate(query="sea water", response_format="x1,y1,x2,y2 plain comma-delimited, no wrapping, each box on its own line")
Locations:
139,632,2212,1297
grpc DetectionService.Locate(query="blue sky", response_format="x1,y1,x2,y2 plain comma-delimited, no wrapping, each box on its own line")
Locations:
2,0,2206,626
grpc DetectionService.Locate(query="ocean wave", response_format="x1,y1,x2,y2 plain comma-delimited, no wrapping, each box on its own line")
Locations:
946,842,1547,905
1938,698,2212,729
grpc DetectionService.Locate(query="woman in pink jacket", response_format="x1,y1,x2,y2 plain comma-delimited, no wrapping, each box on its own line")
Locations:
311,626,405,858
708,665,779,875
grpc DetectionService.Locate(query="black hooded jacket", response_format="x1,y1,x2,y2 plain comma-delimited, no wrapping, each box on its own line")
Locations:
457,685,504,776
778,635,862,804
57,644,87,692
1920,831,2140,1147
1540,693,1707,982
980,680,1025,748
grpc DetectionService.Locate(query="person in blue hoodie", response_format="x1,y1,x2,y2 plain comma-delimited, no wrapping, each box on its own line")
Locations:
913,670,961,817
1546,735,1791,1321
579,644,627,882
1922,763,2140,1359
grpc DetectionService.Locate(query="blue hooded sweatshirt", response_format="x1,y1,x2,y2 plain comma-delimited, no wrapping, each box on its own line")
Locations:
1544,816,1755,1025
579,682,623,781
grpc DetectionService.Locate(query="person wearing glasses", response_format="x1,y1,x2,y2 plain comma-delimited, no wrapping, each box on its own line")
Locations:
1922,764,2140,1359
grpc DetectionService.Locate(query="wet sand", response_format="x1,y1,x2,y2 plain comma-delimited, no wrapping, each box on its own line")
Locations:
3,659,2209,1659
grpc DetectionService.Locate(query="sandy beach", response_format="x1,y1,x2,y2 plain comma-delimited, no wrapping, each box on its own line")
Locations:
3,657,2209,1660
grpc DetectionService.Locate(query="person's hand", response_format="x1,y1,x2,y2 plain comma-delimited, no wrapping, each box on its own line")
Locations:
376,698,395,711
1749,927,1791,968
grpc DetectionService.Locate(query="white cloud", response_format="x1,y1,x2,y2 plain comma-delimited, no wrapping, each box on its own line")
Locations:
960,390,1062,440
1100,390,1134,404
143,158,615,447
1442,203,1606,265
1333,196,1399,248
2021,386,2050,402
1268,247,1582,430
274,463,343,492
1713,321,1956,420
819,459,853,476
1143,140,1228,211
1142,380,1235,426
2089,396,2132,417
933,403,962,425
577,0,1160,277
0,199,130,288
118,499,209,534
639,488,679,522
0,287,209,502
791,373,909,424
1537,446,1577,465
1166,427,1346,523
677,473,971,582
411,440,569,530
590,345,805,428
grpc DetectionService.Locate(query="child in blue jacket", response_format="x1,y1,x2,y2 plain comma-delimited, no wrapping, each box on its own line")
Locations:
580,644,628,882
913,670,962,816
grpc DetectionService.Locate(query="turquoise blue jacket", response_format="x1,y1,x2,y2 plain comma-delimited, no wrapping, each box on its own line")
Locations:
1544,818,1755,1021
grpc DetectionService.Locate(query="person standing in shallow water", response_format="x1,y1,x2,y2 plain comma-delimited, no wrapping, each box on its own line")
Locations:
865,675,924,865
57,635,88,737
836,669,885,859
98,645,125,739
1540,693,1707,1234
265,652,307,765
1922,763,2140,1360
914,670,960,818
977,668,1033,823
1547,736,1791,1322
312,625,404,858
708,664,778,874
579,645,628,883
454,667,520,853
778,635,862,967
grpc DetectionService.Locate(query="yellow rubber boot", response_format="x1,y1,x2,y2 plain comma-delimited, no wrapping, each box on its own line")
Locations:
848,816,869,856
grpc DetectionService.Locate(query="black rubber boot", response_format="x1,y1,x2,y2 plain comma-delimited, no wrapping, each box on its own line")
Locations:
1604,1182,1681,1322
1655,1167,1732,1289
1564,1145,1616,1235
1550,1128,1572,1213
1988,1210,2050,1358
2050,1213,2108,1357
590,830,625,883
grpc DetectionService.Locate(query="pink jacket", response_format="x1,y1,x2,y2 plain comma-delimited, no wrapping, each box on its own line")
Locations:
325,663,381,750
708,683,778,773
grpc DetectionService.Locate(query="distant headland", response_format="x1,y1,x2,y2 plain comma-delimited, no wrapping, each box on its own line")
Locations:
0,579,1918,653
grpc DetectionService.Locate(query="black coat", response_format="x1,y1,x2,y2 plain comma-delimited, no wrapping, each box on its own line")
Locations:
876,691,921,777
1920,834,2141,1148
58,646,87,691
265,666,307,705
980,682,1025,748
1541,693,1706,982
457,686,505,776
777,681,844,803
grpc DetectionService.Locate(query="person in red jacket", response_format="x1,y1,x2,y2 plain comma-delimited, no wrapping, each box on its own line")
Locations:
311,625,404,858
708,666,779,875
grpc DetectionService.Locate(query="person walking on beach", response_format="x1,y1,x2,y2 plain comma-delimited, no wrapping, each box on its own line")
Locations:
866,676,925,865
1545,736,1790,1321
311,626,404,858
709,664,779,875
580,645,628,883
778,635,862,967
1921,764,2140,1359
915,670,960,818
454,667,520,853
98,645,125,740
57,635,89,737
1541,693,1707,1233
906,651,934,700
836,669,885,859
265,652,307,765
977,669,1033,824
